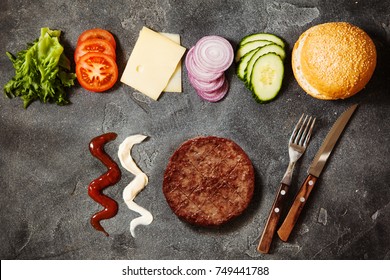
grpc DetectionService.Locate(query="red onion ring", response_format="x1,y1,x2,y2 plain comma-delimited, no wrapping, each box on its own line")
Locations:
188,73,225,93
193,36,234,73
185,47,224,82
186,36,233,102
196,79,229,102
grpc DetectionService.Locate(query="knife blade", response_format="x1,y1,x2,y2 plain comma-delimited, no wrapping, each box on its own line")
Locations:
277,104,358,241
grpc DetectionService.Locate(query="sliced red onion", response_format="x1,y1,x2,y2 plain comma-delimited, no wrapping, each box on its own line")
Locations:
193,36,234,73
188,73,225,93
186,36,233,102
185,47,224,82
196,79,229,102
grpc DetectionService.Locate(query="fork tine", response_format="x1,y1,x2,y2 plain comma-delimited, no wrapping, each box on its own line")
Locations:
298,116,315,146
294,115,308,144
302,117,316,147
298,116,312,146
289,114,304,143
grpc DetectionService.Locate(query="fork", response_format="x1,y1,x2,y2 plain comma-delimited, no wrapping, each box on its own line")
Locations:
257,114,315,254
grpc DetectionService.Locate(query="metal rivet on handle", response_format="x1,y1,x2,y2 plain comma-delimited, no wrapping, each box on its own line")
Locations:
308,180,314,186
274,208,280,213
300,197,305,203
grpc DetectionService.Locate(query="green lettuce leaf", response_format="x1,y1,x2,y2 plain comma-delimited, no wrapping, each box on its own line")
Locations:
4,27,76,108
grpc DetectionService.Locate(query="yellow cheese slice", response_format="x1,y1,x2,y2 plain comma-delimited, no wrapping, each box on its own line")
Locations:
121,27,186,100
160,33,182,93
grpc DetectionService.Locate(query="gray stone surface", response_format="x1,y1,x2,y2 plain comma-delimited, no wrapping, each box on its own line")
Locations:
0,0,389,260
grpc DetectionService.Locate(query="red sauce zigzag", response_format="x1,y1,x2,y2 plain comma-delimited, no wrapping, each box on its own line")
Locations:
88,132,121,236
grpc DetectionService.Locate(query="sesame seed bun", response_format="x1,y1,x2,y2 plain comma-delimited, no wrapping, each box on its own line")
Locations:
292,22,377,100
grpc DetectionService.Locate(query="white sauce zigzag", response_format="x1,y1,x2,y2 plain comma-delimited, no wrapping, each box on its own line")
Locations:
118,135,152,237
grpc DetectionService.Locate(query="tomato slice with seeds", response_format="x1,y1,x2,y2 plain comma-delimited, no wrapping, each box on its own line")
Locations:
74,38,116,63
77,28,116,49
76,52,118,92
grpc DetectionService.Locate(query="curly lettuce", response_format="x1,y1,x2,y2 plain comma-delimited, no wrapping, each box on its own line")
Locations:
4,27,76,108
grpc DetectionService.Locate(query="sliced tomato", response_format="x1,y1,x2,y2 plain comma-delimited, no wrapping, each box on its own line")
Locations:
76,53,118,92
74,38,116,63
77,28,116,49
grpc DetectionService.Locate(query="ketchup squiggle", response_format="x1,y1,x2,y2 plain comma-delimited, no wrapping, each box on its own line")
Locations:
118,135,152,237
88,132,121,237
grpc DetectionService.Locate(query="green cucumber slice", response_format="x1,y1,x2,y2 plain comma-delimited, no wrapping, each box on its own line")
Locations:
236,48,259,81
235,40,273,62
245,44,286,87
250,53,284,103
239,33,285,48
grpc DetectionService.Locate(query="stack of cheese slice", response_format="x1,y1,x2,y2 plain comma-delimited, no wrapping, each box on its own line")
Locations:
121,26,186,100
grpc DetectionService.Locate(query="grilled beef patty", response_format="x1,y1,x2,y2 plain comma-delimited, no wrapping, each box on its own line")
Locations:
163,136,255,226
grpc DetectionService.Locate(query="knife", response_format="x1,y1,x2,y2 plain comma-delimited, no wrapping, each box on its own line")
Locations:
277,104,358,242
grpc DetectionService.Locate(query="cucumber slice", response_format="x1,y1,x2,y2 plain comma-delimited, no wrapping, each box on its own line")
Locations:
235,40,273,62
245,44,286,87
236,48,259,81
250,53,284,103
239,33,285,48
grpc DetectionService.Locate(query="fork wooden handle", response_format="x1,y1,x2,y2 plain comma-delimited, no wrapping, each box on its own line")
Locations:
277,174,318,241
257,183,289,254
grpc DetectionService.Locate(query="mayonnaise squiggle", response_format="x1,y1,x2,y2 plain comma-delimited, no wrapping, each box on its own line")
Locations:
118,135,152,237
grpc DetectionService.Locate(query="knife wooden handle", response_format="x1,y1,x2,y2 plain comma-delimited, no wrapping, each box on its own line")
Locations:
277,174,318,242
257,183,289,254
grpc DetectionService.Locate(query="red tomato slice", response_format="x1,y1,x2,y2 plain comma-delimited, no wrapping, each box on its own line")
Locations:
77,28,116,49
74,38,116,63
76,53,118,92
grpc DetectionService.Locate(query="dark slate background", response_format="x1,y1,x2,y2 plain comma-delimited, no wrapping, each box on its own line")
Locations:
0,0,389,260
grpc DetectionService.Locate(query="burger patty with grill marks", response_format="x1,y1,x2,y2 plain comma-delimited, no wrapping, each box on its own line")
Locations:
163,136,255,227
